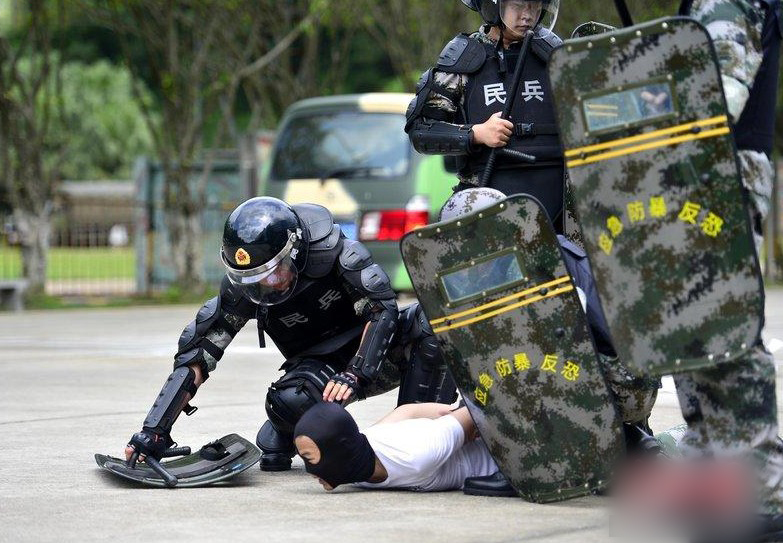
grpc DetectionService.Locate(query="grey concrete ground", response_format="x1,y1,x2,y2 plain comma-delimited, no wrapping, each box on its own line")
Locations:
2,291,783,543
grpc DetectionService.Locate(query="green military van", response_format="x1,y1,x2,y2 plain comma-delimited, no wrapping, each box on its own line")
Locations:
260,93,457,291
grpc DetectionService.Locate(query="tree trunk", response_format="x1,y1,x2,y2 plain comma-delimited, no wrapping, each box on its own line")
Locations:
13,202,52,294
163,166,205,294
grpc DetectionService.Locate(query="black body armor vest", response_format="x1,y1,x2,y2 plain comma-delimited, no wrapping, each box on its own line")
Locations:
264,271,363,360
461,40,565,224
734,0,782,156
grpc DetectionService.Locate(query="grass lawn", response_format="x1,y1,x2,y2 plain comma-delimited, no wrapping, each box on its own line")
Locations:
0,246,135,280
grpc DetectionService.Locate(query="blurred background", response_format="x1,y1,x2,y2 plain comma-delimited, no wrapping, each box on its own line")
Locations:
0,0,780,309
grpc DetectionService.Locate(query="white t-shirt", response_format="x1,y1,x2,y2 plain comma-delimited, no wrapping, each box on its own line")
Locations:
354,415,498,492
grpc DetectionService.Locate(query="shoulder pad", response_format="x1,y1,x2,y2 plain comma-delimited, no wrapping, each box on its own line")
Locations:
437,34,487,74
360,264,394,295
304,226,342,278
310,224,341,252
339,240,373,271
557,235,586,259
292,203,335,243
531,28,563,61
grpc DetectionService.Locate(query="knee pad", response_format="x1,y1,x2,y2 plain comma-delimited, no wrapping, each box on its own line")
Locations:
265,360,337,435
397,305,457,405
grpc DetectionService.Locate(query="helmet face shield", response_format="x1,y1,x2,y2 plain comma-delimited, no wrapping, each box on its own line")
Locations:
222,230,300,306
538,0,559,32
500,0,559,33
223,252,298,306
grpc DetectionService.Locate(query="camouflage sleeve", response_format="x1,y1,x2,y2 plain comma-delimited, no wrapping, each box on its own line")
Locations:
408,69,475,156
419,70,468,123
173,277,253,374
690,0,765,117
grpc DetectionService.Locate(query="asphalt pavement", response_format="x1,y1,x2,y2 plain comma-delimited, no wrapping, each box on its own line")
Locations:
2,290,783,542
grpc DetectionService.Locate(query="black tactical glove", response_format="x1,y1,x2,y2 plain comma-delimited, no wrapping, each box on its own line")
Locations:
127,428,174,464
330,371,366,401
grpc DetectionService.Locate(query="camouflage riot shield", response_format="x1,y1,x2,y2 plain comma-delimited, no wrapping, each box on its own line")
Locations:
548,17,763,376
401,194,623,503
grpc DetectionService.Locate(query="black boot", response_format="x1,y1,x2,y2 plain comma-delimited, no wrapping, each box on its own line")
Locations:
256,420,295,472
463,471,517,497
624,420,661,457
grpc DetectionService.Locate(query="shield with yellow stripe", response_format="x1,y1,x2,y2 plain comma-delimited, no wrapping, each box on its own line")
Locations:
548,17,763,376
401,194,623,503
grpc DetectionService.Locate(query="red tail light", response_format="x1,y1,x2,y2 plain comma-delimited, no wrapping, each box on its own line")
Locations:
359,210,429,241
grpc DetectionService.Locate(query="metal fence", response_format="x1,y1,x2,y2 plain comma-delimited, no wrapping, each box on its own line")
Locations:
0,153,256,297
1,185,137,296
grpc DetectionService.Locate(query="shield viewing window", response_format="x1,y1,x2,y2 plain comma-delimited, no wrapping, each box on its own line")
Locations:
582,80,676,134
439,250,525,303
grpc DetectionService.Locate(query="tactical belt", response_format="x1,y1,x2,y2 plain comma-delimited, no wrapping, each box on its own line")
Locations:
514,122,559,137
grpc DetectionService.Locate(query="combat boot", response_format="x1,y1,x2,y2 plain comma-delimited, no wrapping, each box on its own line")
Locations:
463,471,517,497
256,420,295,471
624,420,662,457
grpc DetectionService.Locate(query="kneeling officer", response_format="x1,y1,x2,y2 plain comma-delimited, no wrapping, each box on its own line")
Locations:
124,197,456,472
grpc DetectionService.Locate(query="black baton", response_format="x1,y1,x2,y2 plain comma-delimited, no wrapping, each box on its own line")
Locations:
144,456,178,488
479,30,535,188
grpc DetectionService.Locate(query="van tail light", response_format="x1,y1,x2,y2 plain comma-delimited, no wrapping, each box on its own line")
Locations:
359,196,430,241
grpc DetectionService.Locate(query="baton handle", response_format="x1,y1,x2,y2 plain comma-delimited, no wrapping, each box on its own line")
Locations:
162,446,191,458
145,456,178,487
479,30,535,188
128,450,140,469
498,148,536,164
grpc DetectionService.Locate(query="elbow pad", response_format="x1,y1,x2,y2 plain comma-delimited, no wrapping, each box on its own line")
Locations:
408,118,474,155
175,294,248,375
348,301,398,384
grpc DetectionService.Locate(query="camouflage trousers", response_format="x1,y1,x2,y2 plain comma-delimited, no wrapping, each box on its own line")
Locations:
673,344,783,514
600,353,659,424
739,149,773,253
665,152,781,513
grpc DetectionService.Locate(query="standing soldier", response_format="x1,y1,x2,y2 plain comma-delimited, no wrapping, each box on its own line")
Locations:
677,0,783,538
405,0,567,231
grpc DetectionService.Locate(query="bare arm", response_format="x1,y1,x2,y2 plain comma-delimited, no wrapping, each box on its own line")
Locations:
374,402,454,425
448,406,478,442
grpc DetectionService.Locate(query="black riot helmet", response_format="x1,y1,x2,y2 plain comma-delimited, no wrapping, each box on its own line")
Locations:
461,0,560,32
221,197,309,306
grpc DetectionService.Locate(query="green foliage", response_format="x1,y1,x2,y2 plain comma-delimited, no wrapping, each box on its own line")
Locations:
5,0,781,181
13,55,156,180
555,1,681,36
55,60,156,179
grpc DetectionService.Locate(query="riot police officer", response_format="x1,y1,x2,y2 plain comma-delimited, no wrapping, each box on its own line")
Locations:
405,0,566,231
124,197,456,472
675,0,783,538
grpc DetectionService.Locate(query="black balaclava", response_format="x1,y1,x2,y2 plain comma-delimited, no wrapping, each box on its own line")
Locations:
294,402,376,488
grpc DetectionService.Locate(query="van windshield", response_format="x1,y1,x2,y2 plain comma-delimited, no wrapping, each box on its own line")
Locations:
270,111,410,180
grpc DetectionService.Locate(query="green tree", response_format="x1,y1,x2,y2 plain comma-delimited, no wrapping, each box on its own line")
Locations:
56,60,154,180
0,0,64,294
90,0,321,293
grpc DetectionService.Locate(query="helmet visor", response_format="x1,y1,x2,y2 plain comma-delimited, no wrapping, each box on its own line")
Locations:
500,0,559,33
222,251,299,306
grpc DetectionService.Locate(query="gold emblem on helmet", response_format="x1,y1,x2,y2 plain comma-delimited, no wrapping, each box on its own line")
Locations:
235,248,251,266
